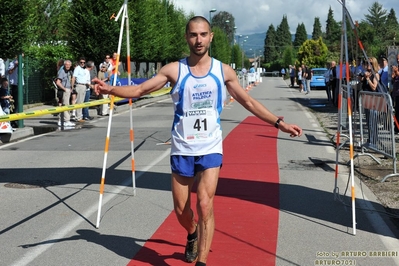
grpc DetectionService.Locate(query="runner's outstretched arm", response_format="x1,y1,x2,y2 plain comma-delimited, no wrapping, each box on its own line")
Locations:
92,62,178,98
223,64,302,137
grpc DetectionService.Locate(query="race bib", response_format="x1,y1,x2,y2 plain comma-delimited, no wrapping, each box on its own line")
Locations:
183,109,217,141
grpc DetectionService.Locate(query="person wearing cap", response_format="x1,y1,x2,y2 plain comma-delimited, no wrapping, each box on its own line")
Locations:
379,56,389,88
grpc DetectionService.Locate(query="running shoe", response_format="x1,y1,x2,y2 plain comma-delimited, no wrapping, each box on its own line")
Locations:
185,237,198,263
58,121,75,127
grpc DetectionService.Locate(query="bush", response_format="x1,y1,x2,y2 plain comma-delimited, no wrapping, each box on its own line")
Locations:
25,44,74,92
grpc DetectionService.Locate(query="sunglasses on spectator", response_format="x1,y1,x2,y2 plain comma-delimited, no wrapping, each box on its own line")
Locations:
80,61,85,64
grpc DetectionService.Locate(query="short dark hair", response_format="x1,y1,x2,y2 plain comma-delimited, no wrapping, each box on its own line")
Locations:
185,16,211,34
86,61,94,67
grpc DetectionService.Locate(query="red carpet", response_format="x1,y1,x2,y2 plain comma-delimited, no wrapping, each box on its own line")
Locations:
128,116,280,266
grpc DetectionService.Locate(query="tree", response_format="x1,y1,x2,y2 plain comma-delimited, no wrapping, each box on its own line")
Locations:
324,7,341,52
164,5,190,62
131,0,169,63
297,37,328,68
211,11,236,44
231,44,242,70
67,0,120,64
363,1,387,43
275,15,292,57
26,0,71,45
211,27,231,64
264,24,278,67
312,17,323,40
293,23,307,48
385,8,399,45
282,46,295,67
0,0,30,58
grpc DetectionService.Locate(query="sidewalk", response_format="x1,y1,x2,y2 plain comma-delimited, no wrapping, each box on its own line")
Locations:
0,94,170,144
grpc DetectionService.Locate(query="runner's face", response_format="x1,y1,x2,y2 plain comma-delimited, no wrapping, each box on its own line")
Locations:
185,21,213,56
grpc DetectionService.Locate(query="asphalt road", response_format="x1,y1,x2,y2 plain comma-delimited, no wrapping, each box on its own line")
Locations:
1,78,399,266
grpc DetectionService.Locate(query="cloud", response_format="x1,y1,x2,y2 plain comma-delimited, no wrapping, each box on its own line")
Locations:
172,0,399,35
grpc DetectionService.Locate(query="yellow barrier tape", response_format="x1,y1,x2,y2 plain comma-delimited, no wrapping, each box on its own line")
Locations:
0,87,171,122
0,97,121,122
149,87,171,97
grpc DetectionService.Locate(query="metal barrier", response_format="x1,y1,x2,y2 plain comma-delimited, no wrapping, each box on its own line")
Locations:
335,82,366,150
238,74,249,89
335,84,350,149
357,91,399,182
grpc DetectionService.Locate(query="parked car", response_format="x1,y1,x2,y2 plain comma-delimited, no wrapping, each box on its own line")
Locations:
310,68,328,90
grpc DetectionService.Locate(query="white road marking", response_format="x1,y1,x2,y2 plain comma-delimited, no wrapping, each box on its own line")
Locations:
10,148,171,266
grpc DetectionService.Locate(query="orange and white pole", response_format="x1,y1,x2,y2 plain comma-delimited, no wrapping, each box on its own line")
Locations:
96,0,128,229
336,0,356,235
343,4,356,235
125,5,136,196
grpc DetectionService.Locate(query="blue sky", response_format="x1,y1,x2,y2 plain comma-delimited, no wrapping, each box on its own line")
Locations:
172,0,399,35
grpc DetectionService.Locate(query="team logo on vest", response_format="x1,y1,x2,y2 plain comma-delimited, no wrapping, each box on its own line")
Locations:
193,84,207,89
186,110,207,116
191,100,213,109
192,91,212,100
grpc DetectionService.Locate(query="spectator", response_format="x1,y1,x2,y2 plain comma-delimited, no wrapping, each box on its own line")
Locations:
249,64,255,73
297,67,303,92
7,54,24,127
0,78,12,115
301,64,308,93
109,73,121,86
280,67,286,78
56,59,64,74
324,67,331,102
365,57,381,92
0,58,5,78
55,60,75,127
100,54,113,72
289,65,296,87
352,58,364,111
305,65,312,95
97,63,110,116
71,57,90,122
379,57,389,89
361,56,380,145
70,62,79,119
249,64,255,85
391,65,399,133
353,58,364,77
330,61,338,105
110,52,122,75
81,60,96,121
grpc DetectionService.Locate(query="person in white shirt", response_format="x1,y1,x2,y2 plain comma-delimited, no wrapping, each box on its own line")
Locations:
0,58,5,78
71,57,91,121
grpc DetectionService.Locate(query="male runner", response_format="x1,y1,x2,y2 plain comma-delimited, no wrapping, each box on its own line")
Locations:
93,16,302,266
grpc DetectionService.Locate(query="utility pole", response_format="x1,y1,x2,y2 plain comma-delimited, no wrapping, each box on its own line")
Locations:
209,8,217,57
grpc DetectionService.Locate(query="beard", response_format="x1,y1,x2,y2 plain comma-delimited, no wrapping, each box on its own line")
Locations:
190,44,209,56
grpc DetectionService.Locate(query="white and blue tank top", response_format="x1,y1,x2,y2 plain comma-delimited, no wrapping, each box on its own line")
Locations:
170,58,226,156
